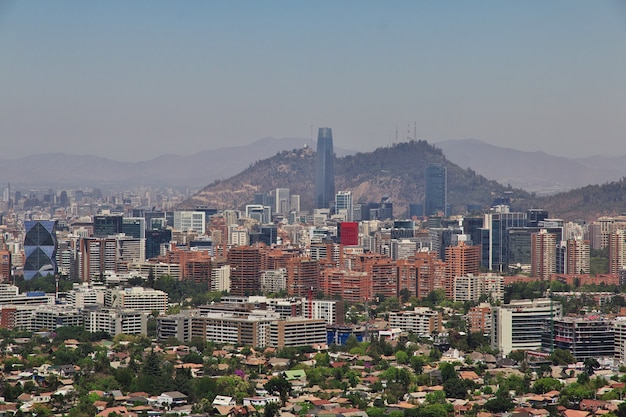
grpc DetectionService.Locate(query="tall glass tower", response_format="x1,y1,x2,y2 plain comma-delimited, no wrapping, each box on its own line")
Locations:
424,164,447,217
23,220,57,280
315,127,335,209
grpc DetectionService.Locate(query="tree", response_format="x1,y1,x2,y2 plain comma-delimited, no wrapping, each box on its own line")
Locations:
444,378,468,399
395,350,409,365
417,404,451,417
439,362,457,382
483,396,514,413
551,348,575,365
346,333,359,351
264,377,292,406
264,401,281,417
410,355,425,374
507,350,525,363
584,358,600,375
533,377,563,394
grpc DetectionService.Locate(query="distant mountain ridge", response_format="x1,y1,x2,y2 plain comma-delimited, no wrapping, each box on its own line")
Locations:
6,136,626,220
435,138,626,195
0,137,355,188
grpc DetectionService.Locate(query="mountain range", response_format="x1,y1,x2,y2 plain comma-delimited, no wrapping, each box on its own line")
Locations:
5,137,626,220
435,138,626,195
0,137,354,189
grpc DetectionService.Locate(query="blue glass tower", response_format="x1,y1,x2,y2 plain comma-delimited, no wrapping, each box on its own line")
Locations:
424,164,447,217
23,220,57,280
315,127,335,209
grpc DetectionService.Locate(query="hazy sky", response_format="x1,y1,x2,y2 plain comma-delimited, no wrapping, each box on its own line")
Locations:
1,1,625,161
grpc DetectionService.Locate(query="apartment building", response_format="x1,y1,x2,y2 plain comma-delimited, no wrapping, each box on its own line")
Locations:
83,307,147,336
105,287,168,315
388,307,442,337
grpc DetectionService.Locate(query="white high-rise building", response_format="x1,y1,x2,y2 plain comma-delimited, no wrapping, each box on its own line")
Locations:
211,265,231,292
173,211,206,234
245,205,271,224
491,298,562,355
275,188,290,215
335,191,353,222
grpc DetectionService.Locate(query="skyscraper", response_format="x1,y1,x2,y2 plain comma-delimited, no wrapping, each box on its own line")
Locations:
23,220,58,280
424,165,447,217
335,191,353,221
315,127,335,209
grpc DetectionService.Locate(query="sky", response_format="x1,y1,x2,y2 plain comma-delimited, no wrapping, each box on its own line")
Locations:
1,1,625,162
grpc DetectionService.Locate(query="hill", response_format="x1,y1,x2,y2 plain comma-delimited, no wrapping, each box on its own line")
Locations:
535,178,626,221
182,140,530,216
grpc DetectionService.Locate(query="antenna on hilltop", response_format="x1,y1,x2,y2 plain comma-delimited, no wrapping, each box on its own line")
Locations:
414,122,417,141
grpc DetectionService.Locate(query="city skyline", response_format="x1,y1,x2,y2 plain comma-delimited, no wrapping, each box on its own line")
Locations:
1,1,625,161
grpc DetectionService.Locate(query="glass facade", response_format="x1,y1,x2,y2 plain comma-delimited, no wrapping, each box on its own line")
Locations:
93,215,123,237
315,127,335,209
23,220,58,280
424,165,447,217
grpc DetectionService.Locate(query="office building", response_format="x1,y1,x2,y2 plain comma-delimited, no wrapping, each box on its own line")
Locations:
338,222,359,246
93,215,123,237
491,298,562,355
335,191,353,221
245,205,272,224
145,229,172,259
173,211,206,234
424,165,447,217
379,196,393,220
315,127,335,209
23,220,58,280
481,206,527,272
122,217,146,239
527,209,549,227
275,188,290,215
542,316,613,360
